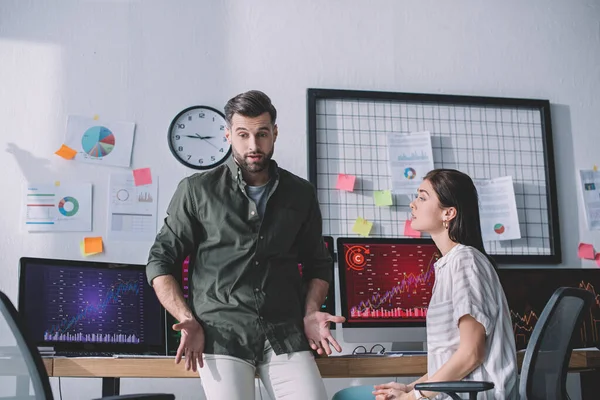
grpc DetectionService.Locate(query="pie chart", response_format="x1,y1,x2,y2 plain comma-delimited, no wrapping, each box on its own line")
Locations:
404,167,417,180
494,223,505,234
58,196,79,217
81,126,115,157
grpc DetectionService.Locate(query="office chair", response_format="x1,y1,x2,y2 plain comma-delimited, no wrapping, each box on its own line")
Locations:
332,385,377,400
0,290,175,400
414,287,594,400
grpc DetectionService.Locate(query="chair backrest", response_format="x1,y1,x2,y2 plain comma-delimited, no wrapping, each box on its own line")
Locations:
0,290,54,400
519,287,594,400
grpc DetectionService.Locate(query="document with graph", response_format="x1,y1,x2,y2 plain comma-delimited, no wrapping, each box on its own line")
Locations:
579,169,600,230
107,172,158,241
387,131,434,194
475,176,521,242
64,115,135,168
22,182,92,232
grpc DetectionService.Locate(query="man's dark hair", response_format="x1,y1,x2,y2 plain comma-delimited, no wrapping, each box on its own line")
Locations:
224,90,277,128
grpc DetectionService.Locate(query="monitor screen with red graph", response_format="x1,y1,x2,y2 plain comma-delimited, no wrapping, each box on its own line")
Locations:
337,238,440,327
498,268,600,350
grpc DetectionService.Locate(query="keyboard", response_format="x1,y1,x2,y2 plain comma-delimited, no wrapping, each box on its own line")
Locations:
54,351,115,357
384,351,427,356
113,354,174,359
329,353,385,358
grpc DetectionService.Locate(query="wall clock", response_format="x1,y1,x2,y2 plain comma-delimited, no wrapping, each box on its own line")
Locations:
168,105,232,170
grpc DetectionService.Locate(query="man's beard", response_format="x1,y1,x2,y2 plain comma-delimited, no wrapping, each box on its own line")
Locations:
232,147,274,174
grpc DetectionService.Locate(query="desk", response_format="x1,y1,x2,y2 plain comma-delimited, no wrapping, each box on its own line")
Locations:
43,351,600,397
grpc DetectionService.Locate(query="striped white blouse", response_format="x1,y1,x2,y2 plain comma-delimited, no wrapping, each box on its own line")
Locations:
426,244,517,399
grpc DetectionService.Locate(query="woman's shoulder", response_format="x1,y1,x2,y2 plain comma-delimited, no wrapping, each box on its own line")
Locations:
448,245,493,270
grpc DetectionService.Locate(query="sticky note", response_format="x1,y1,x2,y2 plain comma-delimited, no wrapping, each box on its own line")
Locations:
80,241,101,256
93,114,99,120
133,168,152,186
54,181,60,187
374,190,393,206
594,165,598,172
352,217,373,237
54,144,77,160
84,237,103,255
404,219,421,238
336,174,356,192
578,243,595,260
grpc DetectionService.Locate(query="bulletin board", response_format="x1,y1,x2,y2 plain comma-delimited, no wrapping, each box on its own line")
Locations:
307,89,561,264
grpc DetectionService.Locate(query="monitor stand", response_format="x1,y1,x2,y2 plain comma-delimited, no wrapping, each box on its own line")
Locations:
390,341,427,352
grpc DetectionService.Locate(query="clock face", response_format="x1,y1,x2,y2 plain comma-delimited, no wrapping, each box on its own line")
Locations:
168,105,232,170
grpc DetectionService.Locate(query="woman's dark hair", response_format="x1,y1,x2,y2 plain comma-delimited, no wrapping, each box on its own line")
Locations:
224,90,277,128
424,169,497,269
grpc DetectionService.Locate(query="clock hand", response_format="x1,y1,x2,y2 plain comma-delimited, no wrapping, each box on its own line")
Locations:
183,134,215,140
203,139,220,151
194,133,215,140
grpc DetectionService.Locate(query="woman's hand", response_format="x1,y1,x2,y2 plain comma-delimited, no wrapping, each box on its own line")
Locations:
373,382,410,399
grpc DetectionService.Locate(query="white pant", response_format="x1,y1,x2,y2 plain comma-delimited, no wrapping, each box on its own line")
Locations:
199,341,327,400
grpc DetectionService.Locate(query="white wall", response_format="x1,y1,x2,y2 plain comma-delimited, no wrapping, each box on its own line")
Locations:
1,0,599,399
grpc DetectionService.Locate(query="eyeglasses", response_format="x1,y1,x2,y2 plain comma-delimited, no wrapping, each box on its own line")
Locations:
352,344,386,355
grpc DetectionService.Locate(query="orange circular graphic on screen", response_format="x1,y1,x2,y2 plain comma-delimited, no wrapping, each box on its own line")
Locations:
346,245,368,271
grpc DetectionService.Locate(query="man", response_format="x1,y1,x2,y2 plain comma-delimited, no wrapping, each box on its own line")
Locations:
146,90,344,400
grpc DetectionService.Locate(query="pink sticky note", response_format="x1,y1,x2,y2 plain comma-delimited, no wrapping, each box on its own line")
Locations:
133,168,152,186
596,254,600,268
404,219,421,238
578,243,595,260
336,174,356,192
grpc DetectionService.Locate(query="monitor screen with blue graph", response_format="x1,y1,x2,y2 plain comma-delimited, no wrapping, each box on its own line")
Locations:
18,257,165,354
337,238,440,328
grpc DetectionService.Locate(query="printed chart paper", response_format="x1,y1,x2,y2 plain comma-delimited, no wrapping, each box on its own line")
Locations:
107,172,158,241
387,131,434,194
64,115,135,168
475,176,521,242
579,169,600,230
23,183,92,232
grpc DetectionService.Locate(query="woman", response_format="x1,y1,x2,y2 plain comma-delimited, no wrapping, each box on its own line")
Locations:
373,169,517,400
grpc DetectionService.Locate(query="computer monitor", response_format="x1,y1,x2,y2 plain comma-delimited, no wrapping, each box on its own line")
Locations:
498,268,600,351
337,237,440,351
18,257,165,355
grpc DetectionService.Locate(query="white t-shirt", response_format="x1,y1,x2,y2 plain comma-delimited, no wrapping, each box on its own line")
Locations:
426,244,517,399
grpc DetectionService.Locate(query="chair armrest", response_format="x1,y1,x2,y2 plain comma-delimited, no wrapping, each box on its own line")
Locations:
415,381,494,393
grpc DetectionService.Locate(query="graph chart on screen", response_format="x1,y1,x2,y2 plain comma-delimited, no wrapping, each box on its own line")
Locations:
341,242,439,324
499,268,600,350
42,267,147,344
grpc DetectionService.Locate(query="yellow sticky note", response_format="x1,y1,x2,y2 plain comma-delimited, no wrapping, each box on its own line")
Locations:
352,217,373,237
83,237,103,255
93,114,99,120
54,181,60,187
54,144,77,160
594,165,598,172
374,190,393,206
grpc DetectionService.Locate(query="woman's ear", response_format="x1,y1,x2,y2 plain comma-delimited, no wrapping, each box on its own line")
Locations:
445,207,458,222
